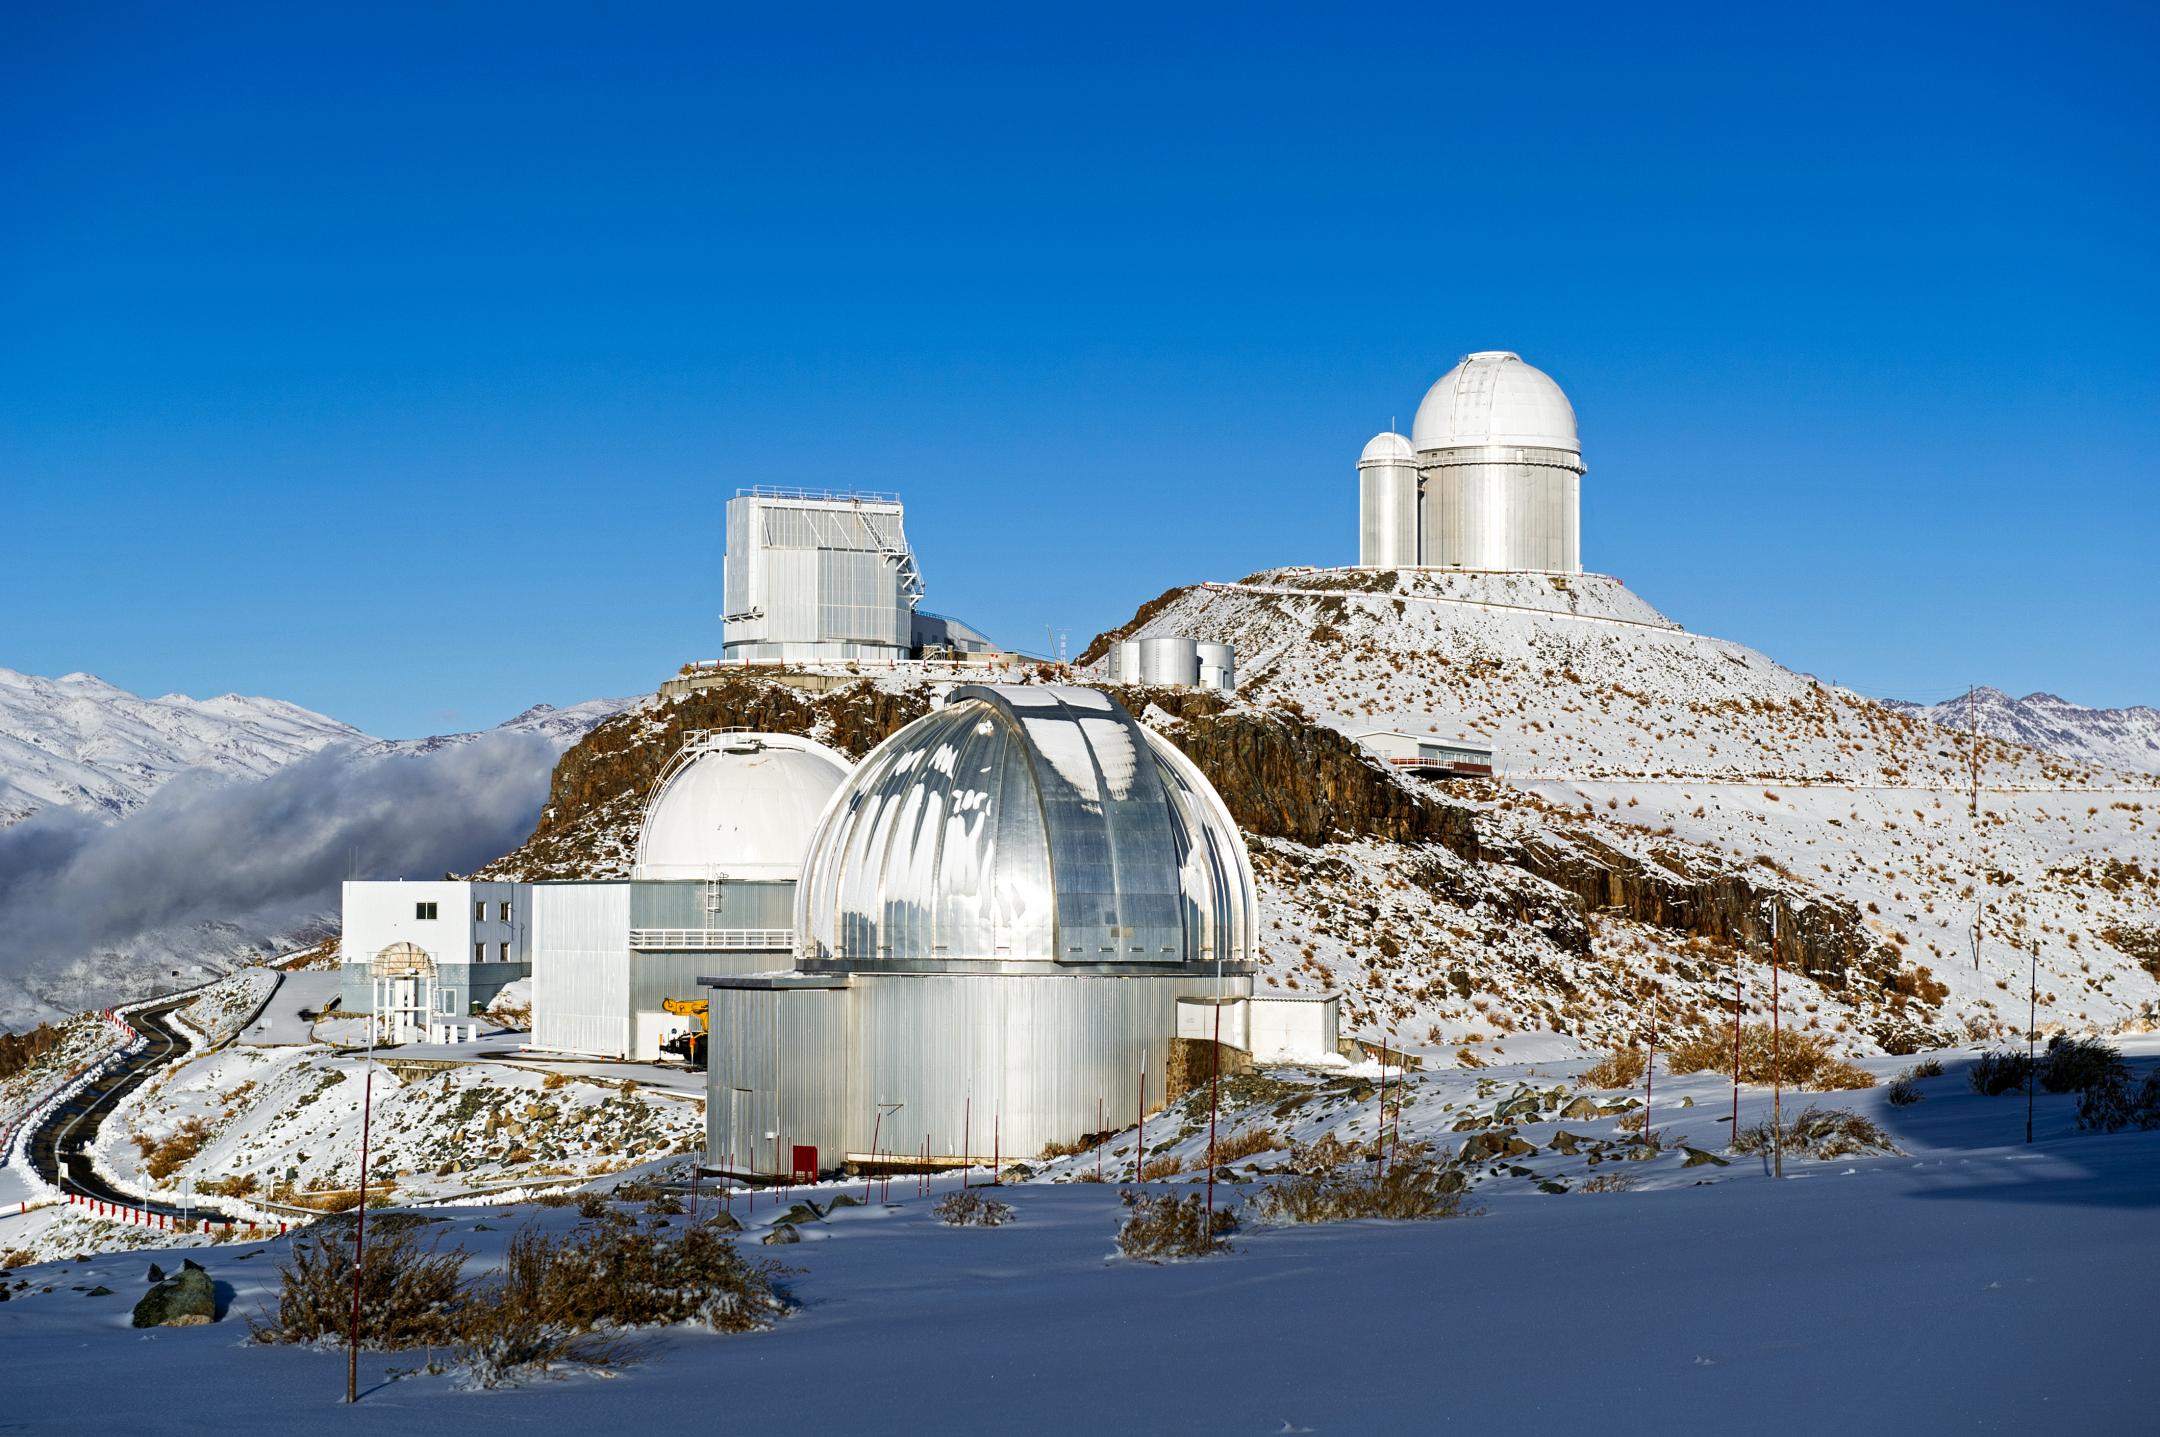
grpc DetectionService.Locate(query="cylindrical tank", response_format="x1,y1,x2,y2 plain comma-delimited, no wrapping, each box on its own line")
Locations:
1410,352,1583,573
1136,636,1200,686
1116,639,1143,683
1196,641,1235,691
1357,431,1419,567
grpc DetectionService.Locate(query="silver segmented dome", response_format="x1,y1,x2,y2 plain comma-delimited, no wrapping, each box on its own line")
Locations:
796,684,1255,969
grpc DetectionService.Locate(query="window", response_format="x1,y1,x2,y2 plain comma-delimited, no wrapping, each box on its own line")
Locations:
498,941,510,962
415,902,438,920
475,900,487,923
499,900,512,922
474,942,487,963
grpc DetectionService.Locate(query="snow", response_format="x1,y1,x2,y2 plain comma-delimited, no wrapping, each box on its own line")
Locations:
0,666,362,827
1121,567,2160,1058
1888,686,2160,777
3,1040,2157,1430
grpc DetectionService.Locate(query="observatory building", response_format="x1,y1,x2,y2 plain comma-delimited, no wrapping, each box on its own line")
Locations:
1358,351,1583,573
721,488,922,665
528,731,852,1060
700,684,1260,1177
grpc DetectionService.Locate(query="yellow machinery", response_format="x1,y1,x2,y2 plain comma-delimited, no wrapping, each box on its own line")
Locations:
659,998,708,1069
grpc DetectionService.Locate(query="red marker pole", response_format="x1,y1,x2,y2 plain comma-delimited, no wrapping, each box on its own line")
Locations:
346,1059,374,1404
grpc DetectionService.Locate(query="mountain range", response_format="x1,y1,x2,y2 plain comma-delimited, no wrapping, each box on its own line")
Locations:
1884,686,2160,777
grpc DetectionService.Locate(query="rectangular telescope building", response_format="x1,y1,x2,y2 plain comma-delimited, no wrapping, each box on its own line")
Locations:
721,487,922,664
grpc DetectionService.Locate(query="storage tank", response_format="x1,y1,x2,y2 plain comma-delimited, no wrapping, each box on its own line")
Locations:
1410,352,1583,574
1196,641,1235,691
1136,636,1200,686
1116,638,1144,683
1357,431,1419,567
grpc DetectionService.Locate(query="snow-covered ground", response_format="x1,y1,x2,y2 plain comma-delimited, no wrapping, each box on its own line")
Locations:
1115,568,2160,1060
3,1039,2155,1431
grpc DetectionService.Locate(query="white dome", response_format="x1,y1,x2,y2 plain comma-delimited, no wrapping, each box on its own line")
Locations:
1411,351,1579,453
633,732,852,881
1358,431,1415,466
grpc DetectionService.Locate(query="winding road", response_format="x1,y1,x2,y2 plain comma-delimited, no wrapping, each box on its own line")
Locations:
24,996,245,1224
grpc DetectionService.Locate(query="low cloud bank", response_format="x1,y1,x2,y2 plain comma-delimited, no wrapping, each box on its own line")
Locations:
0,731,557,984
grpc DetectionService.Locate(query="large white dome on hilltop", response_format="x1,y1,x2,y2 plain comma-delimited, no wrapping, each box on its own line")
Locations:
1411,351,1579,454
633,731,853,881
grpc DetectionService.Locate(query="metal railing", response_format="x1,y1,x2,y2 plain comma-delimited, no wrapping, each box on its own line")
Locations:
628,928,793,952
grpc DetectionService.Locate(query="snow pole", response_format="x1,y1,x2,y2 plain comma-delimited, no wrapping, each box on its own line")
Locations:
1770,910,1783,1180
1642,980,1657,1145
2026,940,2038,1145
1731,940,1744,1146
866,1107,884,1206
1374,1038,1387,1178
992,1111,1000,1186
1096,1097,1103,1183
1136,1065,1147,1182
347,1053,374,1404
962,1098,971,1190
1206,999,1221,1230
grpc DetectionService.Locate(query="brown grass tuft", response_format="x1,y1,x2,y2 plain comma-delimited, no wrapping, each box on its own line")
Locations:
1116,1190,1233,1261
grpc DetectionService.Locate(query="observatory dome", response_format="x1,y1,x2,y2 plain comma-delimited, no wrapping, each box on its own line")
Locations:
1359,430,1415,466
1411,351,1579,454
797,684,1254,969
633,732,852,881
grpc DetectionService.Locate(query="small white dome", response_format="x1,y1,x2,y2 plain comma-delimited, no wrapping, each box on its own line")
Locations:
1412,351,1579,453
1358,431,1415,466
633,732,852,881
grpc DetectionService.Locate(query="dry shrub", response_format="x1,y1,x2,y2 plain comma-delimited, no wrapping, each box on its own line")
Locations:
542,1072,572,1091
2077,1068,2160,1133
1668,1025,1874,1090
456,1213,789,1386
198,1173,259,1198
932,1191,1014,1227
1137,1153,1185,1182
251,1225,466,1348
1254,1142,1473,1224
145,1117,211,1181
1209,1126,1279,1165
1580,1048,1646,1089
1039,1130,1111,1160
1287,1132,1370,1173
1116,1190,1233,1261
2040,1035,2126,1094
1969,1049,2035,1096
2,1248,35,1269
1577,1172,1637,1194
1886,1073,1923,1106
1732,1106,1897,1160
1909,1057,1945,1079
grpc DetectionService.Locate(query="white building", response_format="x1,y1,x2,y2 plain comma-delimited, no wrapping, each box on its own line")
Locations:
1352,729,1495,777
1358,351,1584,573
722,488,921,664
338,879,532,1036
527,731,852,1061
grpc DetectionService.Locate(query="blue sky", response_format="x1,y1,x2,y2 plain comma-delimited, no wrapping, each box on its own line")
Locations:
3,3,2154,736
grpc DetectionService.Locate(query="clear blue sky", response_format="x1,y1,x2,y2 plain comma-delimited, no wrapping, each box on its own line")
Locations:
3,3,2154,737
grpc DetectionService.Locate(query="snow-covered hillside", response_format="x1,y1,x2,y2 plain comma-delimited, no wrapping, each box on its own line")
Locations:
1105,567,2160,1057
1887,686,2160,777
0,668,361,827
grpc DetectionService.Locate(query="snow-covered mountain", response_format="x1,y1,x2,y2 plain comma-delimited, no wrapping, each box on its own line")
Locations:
0,668,362,826
1884,686,2160,777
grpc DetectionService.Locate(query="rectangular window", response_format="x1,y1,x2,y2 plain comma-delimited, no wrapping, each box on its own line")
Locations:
499,901,512,922
475,900,487,923
474,942,486,963
415,902,438,920
499,941,510,962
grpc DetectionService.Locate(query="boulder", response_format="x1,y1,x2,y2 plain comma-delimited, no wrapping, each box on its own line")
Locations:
761,1223,801,1246
1681,1147,1730,1168
705,1210,743,1232
131,1267,215,1328
145,1264,164,1283
1559,1096,1602,1120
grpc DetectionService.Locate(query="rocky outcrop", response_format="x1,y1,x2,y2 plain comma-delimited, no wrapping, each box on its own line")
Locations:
132,1260,214,1328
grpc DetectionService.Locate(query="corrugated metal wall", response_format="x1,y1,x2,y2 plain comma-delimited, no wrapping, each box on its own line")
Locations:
530,883,632,1057
705,980,851,1176
629,879,795,930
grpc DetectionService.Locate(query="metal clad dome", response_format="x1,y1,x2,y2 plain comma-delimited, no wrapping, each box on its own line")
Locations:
1411,351,1579,453
1358,430,1415,466
633,732,853,880
797,684,1255,968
